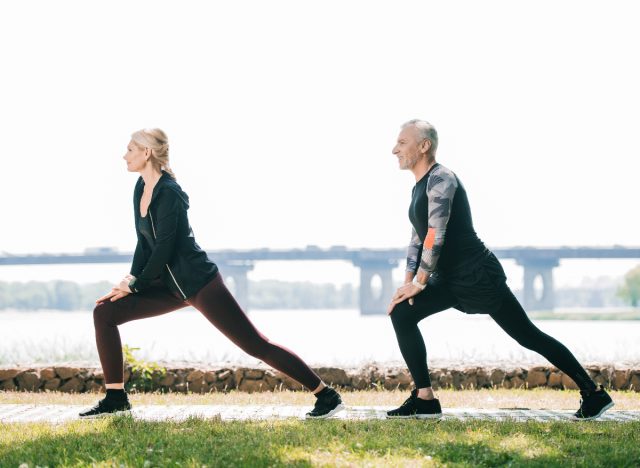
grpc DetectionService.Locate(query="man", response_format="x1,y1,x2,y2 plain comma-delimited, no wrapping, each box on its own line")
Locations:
386,119,613,420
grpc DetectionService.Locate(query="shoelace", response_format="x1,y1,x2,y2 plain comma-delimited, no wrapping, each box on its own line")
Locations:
398,393,417,409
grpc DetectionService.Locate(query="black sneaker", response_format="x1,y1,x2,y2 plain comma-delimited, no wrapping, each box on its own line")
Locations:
573,385,614,421
387,389,443,419
305,387,345,419
79,396,132,419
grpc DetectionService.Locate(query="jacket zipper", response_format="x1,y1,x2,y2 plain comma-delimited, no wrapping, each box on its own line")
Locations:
149,210,187,300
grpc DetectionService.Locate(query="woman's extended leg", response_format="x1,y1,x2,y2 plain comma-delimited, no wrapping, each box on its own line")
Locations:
188,274,322,391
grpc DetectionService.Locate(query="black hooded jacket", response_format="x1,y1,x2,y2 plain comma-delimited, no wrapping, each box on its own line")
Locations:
127,171,218,299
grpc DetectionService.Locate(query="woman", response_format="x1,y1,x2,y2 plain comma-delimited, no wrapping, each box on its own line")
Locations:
80,128,344,419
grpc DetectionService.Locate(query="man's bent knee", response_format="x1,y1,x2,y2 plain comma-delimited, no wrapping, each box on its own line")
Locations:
390,301,419,328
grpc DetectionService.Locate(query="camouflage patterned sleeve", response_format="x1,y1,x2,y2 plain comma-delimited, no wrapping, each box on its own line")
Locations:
406,227,423,273
418,167,458,276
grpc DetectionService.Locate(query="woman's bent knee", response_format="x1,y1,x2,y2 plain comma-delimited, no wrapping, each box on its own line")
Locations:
93,301,116,327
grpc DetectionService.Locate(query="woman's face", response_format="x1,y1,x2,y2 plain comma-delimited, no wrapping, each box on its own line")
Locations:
123,140,149,172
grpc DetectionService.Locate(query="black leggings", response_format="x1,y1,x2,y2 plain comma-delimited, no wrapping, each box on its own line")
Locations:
390,278,596,392
93,273,322,390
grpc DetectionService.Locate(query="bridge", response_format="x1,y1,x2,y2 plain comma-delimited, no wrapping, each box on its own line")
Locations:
2,246,639,314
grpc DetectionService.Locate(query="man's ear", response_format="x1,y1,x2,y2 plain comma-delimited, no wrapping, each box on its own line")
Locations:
421,139,431,155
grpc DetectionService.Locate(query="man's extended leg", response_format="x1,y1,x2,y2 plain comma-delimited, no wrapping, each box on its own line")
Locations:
490,290,614,420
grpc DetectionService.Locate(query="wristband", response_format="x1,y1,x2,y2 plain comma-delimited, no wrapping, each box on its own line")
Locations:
413,279,427,291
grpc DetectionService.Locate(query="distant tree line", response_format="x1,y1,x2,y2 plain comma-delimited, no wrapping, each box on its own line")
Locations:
0,281,112,311
248,280,356,309
0,280,357,311
618,265,640,307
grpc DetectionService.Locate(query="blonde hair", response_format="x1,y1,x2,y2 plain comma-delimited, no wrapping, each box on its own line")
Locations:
131,128,176,179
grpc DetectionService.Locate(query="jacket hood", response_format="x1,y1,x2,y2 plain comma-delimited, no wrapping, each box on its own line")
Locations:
135,170,190,210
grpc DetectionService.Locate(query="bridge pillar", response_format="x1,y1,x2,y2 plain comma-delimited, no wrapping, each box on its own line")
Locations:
217,262,254,311
516,258,559,311
355,260,399,315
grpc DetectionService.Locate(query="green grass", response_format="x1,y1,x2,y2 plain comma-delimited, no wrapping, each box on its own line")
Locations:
2,417,639,467
2,389,640,467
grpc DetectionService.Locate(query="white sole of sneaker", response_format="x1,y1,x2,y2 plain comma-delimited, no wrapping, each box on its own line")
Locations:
79,409,132,419
415,413,443,420
573,401,615,421
386,413,442,420
305,403,346,419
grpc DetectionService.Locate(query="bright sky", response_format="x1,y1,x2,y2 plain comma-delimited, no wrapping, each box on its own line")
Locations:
1,1,639,286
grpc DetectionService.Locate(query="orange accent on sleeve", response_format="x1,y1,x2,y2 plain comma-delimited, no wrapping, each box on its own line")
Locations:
424,228,436,249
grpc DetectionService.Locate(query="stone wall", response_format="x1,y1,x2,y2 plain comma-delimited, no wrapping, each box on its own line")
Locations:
1,364,639,393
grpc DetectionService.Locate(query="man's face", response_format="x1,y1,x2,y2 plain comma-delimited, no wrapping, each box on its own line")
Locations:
392,126,428,170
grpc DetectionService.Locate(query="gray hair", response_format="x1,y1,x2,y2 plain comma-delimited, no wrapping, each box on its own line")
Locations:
401,119,438,156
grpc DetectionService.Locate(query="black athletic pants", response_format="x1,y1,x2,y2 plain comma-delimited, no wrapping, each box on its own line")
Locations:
390,277,596,392
93,273,322,390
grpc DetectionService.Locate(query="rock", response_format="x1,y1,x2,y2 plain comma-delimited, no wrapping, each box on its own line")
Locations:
85,381,103,393
630,373,640,392
174,383,188,393
428,370,441,390
370,367,385,385
244,369,264,380
93,370,105,380
1,379,17,391
59,377,85,393
43,378,61,391
234,369,245,386
490,369,505,387
40,368,57,380
204,371,217,383
55,367,80,380
586,366,600,379
561,373,579,390
548,372,563,388
16,372,41,391
451,370,465,390
438,371,453,388
159,373,176,387
526,369,548,388
263,371,281,390
277,372,304,391
348,369,370,390
383,368,412,390
210,380,231,392
0,368,21,381
188,378,208,393
476,368,491,388
510,376,525,389
239,378,267,393
593,367,611,387
612,370,629,390
187,370,205,382
217,370,232,381
315,367,350,387
461,370,478,390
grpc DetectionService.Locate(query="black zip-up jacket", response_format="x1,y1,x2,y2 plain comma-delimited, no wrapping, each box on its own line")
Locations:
127,171,218,299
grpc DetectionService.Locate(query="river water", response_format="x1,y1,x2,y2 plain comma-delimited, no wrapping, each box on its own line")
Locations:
1,308,638,367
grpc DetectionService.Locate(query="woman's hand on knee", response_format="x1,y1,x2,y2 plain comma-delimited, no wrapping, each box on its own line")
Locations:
96,287,130,304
